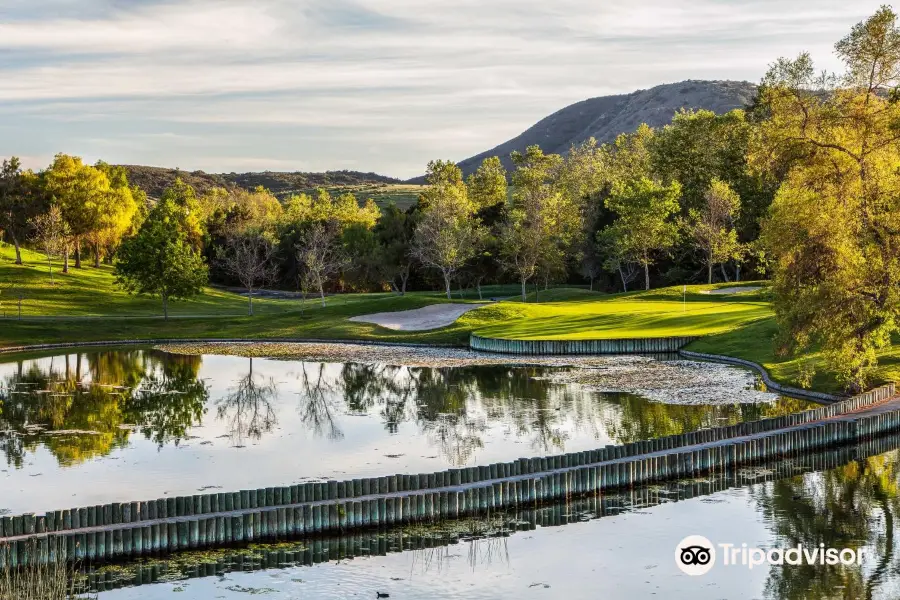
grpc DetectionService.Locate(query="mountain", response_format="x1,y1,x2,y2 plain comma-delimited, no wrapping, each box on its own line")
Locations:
121,165,402,199
413,80,757,182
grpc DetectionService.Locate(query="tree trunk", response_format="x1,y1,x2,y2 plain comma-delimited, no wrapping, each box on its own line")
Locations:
93,242,101,268
63,245,69,273
47,254,54,285
400,271,409,295
534,281,540,303
521,278,527,303
12,235,22,265
74,239,82,269
443,272,452,300
735,264,741,282
477,281,483,300
318,276,326,307
619,266,628,292
162,293,169,320
720,263,731,283
708,262,713,285
589,277,594,292
248,289,254,316
644,263,650,291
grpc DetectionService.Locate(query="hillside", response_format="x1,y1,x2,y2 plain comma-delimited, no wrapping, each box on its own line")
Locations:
121,166,403,200
414,80,757,181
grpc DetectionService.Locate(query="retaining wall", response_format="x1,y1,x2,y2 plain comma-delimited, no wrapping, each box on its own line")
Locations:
469,334,698,355
68,429,900,594
679,350,843,404
1,383,896,569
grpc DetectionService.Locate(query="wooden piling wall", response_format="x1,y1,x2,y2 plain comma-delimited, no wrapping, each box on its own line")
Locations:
469,334,698,355
1,383,896,569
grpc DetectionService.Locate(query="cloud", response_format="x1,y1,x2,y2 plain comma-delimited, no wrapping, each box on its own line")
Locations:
0,0,888,178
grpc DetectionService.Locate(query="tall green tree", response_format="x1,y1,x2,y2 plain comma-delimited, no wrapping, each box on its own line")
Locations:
43,154,113,269
466,156,508,210
688,179,743,284
0,157,43,265
413,160,480,299
602,177,681,290
753,6,900,389
115,194,209,319
373,202,416,295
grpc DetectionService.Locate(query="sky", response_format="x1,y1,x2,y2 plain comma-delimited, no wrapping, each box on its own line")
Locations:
0,0,888,179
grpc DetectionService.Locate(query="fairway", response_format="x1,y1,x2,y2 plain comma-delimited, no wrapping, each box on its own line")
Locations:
466,286,772,340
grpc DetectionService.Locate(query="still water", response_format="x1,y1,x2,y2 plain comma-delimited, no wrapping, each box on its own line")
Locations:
0,347,808,515
93,444,900,599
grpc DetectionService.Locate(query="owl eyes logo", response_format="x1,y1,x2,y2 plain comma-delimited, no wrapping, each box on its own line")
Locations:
676,536,716,576
680,545,712,565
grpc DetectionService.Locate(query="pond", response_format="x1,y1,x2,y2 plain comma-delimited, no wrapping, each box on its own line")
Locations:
86,440,900,599
0,346,811,515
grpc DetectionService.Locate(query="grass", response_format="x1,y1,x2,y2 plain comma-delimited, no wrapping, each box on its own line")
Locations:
0,551,94,600
466,285,772,340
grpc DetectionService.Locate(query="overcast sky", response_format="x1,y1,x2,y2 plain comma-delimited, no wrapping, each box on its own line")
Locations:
0,0,887,179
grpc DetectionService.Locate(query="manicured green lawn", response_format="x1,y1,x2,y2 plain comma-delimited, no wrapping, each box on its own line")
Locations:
465,285,772,340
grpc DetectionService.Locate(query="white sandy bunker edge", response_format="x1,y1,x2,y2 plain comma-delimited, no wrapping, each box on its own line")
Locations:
348,302,488,331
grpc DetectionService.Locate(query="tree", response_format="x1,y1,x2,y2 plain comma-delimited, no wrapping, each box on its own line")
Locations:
373,202,415,295
498,207,544,301
602,177,681,290
0,157,37,265
466,156,508,210
753,6,900,389
115,196,208,319
43,154,113,269
688,179,742,284
413,161,479,299
296,220,346,307
277,188,379,290
28,205,69,284
217,231,278,315
91,162,138,267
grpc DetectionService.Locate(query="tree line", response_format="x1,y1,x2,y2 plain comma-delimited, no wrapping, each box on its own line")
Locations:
1,7,899,389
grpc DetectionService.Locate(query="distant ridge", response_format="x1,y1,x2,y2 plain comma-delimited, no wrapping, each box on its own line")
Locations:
120,165,402,199
409,80,757,182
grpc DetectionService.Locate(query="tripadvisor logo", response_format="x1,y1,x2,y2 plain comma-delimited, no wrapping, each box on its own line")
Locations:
675,535,866,576
676,535,716,576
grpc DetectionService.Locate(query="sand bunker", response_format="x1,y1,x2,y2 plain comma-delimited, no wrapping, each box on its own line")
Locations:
701,286,763,295
348,303,486,331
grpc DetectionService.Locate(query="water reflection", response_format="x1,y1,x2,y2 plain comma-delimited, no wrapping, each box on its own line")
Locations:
216,358,277,447
73,438,900,600
755,452,900,599
0,351,208,467
0,349,814,514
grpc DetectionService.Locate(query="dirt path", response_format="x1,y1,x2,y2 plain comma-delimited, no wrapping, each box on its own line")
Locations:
348,303,488,331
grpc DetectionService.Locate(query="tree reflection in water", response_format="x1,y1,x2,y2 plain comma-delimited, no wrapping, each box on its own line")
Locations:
752,452,900,600
295,362,344,441
216,357,278,447
0,349,208,466
1,350,810,475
